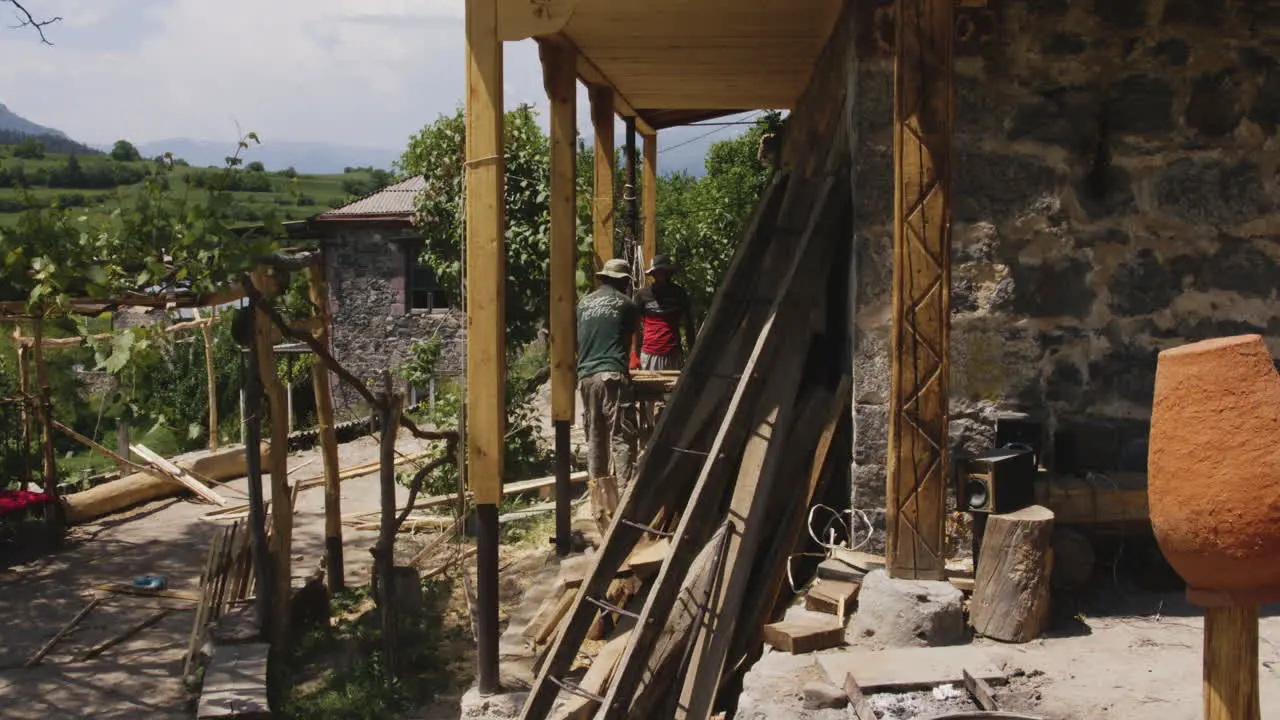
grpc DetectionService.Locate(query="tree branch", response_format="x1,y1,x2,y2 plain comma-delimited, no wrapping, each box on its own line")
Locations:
5,1,60,45
394,450,456,530
241,277,458,443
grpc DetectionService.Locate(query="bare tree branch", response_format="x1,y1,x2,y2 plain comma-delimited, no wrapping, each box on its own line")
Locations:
4,1,61,45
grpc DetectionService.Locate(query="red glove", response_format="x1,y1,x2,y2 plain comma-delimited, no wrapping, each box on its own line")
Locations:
629,350,641,370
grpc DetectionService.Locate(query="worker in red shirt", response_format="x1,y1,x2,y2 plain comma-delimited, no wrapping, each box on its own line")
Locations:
631,254,697,371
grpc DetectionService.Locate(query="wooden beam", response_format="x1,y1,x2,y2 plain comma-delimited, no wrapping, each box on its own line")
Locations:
590,84,616,278
542,40,578,425
568,46,656,136
466,0,507,508
193,310,219,451
306,263,345,593
885,0,954,582
642,131,658,272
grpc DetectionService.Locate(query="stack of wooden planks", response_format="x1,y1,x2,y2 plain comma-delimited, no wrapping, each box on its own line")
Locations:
184,520,259,676
522,52,863,717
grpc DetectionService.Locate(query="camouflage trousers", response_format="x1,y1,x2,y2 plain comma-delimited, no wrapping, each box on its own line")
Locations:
579,371,638,534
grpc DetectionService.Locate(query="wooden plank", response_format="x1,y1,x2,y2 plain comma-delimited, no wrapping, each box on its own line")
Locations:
25,598,101,667
465,0,506,506
196,642,271,719
589,84,615,277
551,630,632,720
132,444,227,506
533,585,577,646
642,131,658,271
623,537,670,580
964,668,1000,711
542,40,579,424
80,608,172,661
817,646,1002,692
805,580,860,617
32,319,58,497
761,616,844,654
306,263,345,593
94,584,202,602
194,309,219,451
885,0,954,581
843,674,879,720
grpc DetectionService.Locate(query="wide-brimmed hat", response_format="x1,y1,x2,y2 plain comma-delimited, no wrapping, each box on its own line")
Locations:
596,258,632,280
646,254,678,275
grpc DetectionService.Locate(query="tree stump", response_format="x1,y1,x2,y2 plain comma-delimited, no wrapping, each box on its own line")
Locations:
970,505,1055,643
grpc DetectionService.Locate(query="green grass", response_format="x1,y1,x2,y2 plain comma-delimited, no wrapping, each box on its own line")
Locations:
0,146,379,228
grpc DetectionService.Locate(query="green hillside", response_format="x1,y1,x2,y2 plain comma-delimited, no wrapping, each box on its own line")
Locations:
0,144,394,228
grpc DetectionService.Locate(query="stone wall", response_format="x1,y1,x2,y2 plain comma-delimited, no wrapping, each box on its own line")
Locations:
849,0,1280,551
320,225,465,411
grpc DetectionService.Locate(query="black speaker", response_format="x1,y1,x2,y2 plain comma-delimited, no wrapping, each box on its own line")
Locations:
958,444,1037,515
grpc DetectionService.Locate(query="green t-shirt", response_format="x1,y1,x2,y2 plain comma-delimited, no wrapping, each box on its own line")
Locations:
576,285,639,381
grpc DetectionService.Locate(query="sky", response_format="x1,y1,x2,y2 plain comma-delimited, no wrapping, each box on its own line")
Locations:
0,0,756,173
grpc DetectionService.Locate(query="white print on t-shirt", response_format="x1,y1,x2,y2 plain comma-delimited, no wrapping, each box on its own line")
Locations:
579,290,628,321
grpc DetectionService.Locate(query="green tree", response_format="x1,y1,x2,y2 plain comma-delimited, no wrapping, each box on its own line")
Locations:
398,104,554,348
246,161,266,172
110,139,142,162
655,112,781,321
13,137,44,159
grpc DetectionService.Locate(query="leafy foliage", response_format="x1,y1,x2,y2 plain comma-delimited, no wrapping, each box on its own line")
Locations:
109,140,141,163
13,137,44,160
655,113,782,321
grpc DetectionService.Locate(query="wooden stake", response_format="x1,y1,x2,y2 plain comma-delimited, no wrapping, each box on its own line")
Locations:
252,271,292,650
642,131,658,271
25,598,101,667
376,373,402,676
31,319,58,497
306,263,344,593
590,83,615,277
1204,605,1261,720
195,309,219,451
16,345,32,486
886,0,954,581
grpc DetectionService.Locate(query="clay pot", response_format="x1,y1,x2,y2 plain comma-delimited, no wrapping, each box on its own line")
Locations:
1148,335,1280,606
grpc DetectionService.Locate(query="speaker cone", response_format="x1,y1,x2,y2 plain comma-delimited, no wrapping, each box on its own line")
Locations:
964,476,990,511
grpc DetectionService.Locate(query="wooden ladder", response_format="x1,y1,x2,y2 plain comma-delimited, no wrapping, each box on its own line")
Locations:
521,129,848,719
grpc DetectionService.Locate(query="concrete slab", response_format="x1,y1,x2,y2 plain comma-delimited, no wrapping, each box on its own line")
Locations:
816,645,1003,692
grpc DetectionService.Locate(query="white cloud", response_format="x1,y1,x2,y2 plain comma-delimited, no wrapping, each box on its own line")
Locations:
0,0,742,171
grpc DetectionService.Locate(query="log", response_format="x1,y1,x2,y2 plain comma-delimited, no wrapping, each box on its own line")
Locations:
64,445,256,524
970,505,1055,643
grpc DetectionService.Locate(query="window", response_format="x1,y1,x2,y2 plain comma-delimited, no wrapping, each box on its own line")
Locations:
404,243,450,312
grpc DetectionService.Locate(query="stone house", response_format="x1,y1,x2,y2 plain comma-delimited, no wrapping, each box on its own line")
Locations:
308,177,466,411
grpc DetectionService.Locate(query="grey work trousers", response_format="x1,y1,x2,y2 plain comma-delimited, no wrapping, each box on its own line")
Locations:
579,371,638,533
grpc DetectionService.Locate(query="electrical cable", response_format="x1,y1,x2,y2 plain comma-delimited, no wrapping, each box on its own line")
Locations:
658,112,763,157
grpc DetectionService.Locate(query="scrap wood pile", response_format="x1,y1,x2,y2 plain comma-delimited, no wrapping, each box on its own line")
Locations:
520,111,859,719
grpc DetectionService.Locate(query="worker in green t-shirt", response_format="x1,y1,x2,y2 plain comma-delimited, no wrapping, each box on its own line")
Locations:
576,258,640,533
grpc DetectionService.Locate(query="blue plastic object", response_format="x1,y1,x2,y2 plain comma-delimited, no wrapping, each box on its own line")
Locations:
131,575,167,591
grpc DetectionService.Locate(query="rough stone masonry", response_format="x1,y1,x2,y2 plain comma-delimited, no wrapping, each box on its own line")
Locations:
847,0,1280,551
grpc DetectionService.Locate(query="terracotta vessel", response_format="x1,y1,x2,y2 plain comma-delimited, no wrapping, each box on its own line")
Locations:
1148,334,1280,606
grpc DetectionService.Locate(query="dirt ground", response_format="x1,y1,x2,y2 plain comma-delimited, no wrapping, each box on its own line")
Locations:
0,429,440,720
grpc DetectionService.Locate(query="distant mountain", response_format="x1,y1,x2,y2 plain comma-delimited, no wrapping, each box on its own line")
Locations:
136,138,402,174
0,103,67,138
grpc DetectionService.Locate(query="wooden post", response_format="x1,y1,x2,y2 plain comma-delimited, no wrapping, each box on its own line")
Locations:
252,272,293,649
541,39,578,557
642,130,658,273
590,85,616,278
306,263,345,593
16,346,32,486
376,372,402,676
1203,605,1261,720
623,116,639,276
241,314,272,636
196,309,219,451
465,0,505,695
31,319,58,498
886,0,954,581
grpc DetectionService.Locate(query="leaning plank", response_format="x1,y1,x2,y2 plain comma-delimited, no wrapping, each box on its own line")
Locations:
25,598,101,667
196,642,271,719
132,444,227,505
80,608,172,661
533,586,578,646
